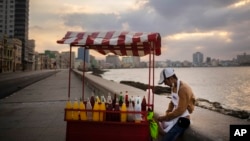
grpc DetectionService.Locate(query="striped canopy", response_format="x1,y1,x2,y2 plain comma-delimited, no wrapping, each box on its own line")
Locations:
57,31,161,56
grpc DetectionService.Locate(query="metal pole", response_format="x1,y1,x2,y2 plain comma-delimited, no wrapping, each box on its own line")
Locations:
152,42,155,111
82,48,86,101
148,46,152,109
68,45,72,100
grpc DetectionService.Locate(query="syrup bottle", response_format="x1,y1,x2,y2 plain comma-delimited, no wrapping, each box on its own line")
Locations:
90,91,95,109
119,92,123,107
134,96,142,123
86,98,92,121
125,91,129,107
114,97,120,122
99,96,106,122
92,96,100,121
65,99,72,120
106,94,113,121
127,99,135,122
72,98,79,120
120,100,127,122
79,98,87,121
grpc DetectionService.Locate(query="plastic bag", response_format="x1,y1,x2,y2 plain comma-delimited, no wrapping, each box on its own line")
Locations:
147,111,159,139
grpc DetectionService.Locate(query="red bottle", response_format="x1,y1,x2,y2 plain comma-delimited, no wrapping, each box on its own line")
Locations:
112,93,117,109
125,91,129,107
90,92,95,109
141,96,147,111
114,98,120,122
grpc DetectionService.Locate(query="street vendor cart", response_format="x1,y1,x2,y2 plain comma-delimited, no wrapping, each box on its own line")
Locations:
57,31,161,141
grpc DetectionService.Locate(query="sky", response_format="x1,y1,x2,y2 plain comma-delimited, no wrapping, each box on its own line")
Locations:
29,0,250,62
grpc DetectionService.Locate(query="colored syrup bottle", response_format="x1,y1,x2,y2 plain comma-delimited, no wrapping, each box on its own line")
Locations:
72,98,79,120
141,96,147,121
86,98,92,121
106,93,112,107
79,98,87,121
90,92,95,108
92,96,100,121
127,99,135,122
112,93,117,109
131,96,135,107
90,92,95,109
120,101,127,122
99,96,106,122
119,92,123,107
141,96,147,111
65,100,72,120
134,96,142,123
125,91,129,107
106,93,113,121
114,97,120,122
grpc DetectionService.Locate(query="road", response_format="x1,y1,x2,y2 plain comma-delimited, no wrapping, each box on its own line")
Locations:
0,70,59,99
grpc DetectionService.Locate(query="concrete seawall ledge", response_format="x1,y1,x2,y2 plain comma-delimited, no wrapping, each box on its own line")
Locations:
73,69,249,141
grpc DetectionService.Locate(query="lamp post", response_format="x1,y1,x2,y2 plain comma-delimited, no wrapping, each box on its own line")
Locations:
13,45,17,72
0,38,3,73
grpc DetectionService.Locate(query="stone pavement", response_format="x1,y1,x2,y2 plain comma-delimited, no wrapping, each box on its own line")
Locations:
0,69,91,141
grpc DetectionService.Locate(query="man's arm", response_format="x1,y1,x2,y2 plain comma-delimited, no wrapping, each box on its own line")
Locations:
166,101,174,115
158,88,189,121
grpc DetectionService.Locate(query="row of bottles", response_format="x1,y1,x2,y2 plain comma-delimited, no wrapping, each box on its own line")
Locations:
65,91,150,123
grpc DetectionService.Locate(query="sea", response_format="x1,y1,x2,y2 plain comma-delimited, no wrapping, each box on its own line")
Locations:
101,67,250,113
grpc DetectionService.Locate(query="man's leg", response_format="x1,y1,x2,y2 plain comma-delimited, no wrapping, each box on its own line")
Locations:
161,124,185,141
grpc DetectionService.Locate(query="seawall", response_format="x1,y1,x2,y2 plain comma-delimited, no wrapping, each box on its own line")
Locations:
73,69,249,141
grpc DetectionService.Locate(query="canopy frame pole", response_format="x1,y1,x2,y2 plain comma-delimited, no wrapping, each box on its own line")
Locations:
82,47,86,101
152,42,155,111
147,42,156,111
148,46,152,110
68,45,72,100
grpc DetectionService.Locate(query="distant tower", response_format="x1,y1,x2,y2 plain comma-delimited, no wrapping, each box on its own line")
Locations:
77,47,90,63
193,52,204,66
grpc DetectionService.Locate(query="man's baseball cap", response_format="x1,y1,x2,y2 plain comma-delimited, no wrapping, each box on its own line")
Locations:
158,68,175,84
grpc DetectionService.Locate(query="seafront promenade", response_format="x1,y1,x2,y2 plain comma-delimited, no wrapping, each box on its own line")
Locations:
0,69,91,141
0,69,249,141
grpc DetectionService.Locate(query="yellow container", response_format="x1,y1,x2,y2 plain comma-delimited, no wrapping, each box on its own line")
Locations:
79,101,87,120
65,100,72,120
99,96,106,121
72,100,79,120
120,102,127,122
92,96,100,121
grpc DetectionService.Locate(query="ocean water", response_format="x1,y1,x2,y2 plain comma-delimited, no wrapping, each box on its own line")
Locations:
101,67,250,112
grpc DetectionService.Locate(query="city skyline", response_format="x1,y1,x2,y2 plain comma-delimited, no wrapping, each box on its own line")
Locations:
29,0,250,62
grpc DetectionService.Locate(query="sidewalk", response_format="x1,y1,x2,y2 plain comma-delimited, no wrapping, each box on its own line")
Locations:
0,69,91,141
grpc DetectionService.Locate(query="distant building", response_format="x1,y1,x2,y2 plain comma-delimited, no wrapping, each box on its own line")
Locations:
206,57,211,65
0,37,22,72
121,56,140,68
77,47,90,63
237,52,250,65
106,55,121,68
61,51,75,69
0,0,31,70
193,52,204,66
27,39,35,70
182,60,192,67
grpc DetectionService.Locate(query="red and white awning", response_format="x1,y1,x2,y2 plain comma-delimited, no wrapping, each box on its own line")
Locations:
57,31,161,56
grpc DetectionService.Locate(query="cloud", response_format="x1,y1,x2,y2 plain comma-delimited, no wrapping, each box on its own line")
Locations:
29,0,250,61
